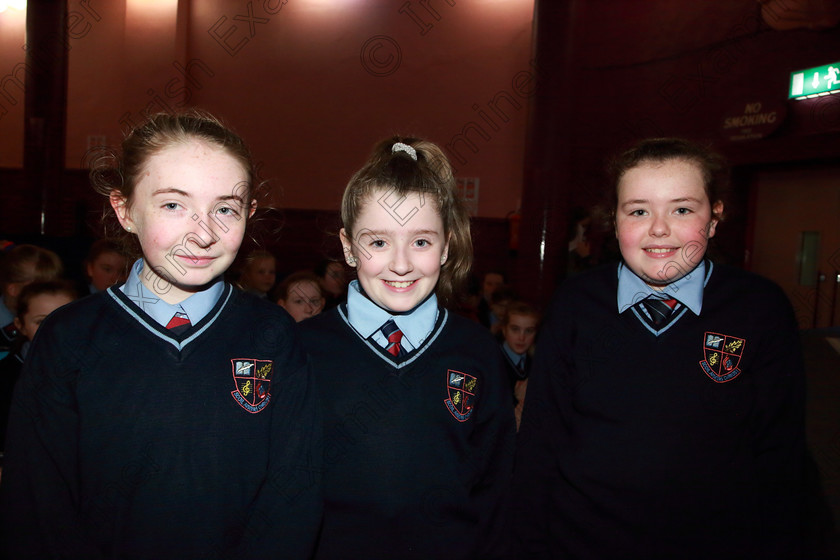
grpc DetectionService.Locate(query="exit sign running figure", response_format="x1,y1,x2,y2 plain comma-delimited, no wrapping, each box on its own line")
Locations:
790,62,840,99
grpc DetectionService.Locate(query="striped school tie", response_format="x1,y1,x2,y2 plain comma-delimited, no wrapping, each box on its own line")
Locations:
381,319,406,357
166,311,191,335
641,296,678,327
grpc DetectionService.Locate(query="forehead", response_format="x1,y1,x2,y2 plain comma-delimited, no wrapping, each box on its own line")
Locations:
134,140,249,199
617,159,708,202
289,280,319,294
508,312,538,328
95,251,125,264
25,293,73,315
356,189,444,233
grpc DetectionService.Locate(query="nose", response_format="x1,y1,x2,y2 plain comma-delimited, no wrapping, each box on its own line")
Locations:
649,213,669,237
189,216,221,250
389,245,414,275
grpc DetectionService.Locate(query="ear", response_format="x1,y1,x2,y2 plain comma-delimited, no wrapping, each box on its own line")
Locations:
7,282,24,298
708,201,724,238
248,199,257,219
441,232,451,266
339,228,356,267
110,191,134,232
13,316,22,332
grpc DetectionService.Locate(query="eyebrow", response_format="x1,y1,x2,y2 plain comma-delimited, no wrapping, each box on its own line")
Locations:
152,188,190,197
621,196,703,207
152,188,246,204
362,228,441,235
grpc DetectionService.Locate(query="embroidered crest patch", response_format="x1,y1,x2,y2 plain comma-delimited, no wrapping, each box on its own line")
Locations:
231,358,273,413
444,369,477,422
699,332,745,383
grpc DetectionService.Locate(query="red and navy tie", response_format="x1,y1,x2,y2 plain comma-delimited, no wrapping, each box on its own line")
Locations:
381,319,406,357
166,311,191,335
641,296,678,329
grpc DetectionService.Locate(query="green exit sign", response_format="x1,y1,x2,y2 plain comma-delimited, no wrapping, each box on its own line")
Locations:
790,63,840,99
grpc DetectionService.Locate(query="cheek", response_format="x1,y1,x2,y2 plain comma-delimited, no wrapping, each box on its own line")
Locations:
420,253,444,275
615,220,638,244
355,257,380,281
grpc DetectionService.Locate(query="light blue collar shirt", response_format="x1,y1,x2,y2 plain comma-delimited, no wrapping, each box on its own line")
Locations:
345,279,439,353
0,295,13,327
502,341,526,368
119,259,224,327
617,260,709,315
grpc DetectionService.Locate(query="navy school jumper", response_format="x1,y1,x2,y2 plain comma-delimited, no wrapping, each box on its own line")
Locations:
300,304,516,560
0,285,323,559
513,262,807,560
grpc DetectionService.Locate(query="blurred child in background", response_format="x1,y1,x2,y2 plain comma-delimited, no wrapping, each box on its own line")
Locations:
0,280,77,453
237,249,277,298
0,245,63,347
276,271,324,322
498,301,540,430
84,238,128,294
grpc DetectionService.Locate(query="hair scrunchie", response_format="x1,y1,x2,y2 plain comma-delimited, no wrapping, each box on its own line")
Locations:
391,142,417,161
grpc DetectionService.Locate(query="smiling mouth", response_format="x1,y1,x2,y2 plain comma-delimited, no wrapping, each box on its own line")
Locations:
178,255,217,265
645,248,676,254
384,280,415,289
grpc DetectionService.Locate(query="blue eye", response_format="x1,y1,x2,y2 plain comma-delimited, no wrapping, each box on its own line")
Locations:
371,239,386,248
415,239,429,248
676,207,691,215
164,202,180,210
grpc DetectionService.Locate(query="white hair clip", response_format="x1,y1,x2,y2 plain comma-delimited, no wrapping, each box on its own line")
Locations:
392,142,417,161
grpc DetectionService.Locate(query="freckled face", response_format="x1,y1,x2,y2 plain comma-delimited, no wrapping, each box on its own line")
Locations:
112,140,255,304
615,159,722,288
341,190,449,313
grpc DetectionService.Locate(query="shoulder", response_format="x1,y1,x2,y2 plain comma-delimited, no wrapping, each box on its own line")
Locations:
297,307,342,333
544,262,619,317
296,308,345,347
439,310,509,380
230,289,294,322
707,263,791,306
23,293,117,362
443,311,499,349
39,292,114,334
708,262,779,287
556,262,617,298
705,263,798,331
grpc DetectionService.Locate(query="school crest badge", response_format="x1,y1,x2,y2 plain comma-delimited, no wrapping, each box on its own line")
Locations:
699,332,745,383
231,358,273,413
444,369,477,422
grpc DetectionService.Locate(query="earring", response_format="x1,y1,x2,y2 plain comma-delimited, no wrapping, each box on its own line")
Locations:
347,256,357,267
440,254,448,265
126,226,132,233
